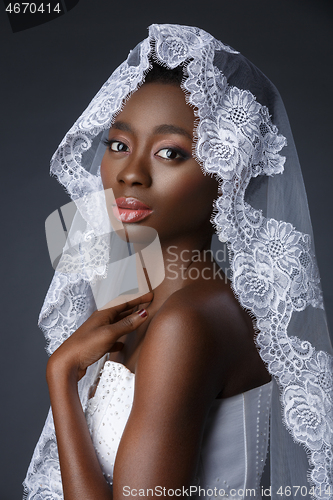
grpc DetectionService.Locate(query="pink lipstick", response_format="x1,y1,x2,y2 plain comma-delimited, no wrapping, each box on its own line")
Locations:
113,197,153,223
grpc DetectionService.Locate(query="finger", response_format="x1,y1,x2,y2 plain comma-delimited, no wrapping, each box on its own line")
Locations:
94,307,135,325
105,307,149,340
105,292,153,321
116,308,135,320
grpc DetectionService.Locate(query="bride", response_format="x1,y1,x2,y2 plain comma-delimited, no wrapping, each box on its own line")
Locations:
23,24,333,500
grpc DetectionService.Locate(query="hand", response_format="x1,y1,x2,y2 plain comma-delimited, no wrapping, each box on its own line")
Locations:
46,292,153,383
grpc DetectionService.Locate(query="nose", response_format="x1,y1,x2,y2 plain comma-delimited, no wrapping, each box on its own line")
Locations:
116,153,152,187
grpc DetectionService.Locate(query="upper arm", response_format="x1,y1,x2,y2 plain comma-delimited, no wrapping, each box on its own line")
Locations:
112,293,225,498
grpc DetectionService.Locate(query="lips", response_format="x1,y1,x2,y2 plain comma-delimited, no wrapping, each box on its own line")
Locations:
113,197,153,223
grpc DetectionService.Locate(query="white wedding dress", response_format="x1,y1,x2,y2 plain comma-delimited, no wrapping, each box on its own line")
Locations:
85,360,272,500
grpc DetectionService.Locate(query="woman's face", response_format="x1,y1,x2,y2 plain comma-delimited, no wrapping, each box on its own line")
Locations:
101,83,219,247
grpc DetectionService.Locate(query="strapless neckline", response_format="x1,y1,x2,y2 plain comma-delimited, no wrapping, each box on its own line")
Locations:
85,358,273,498
94,359,272,400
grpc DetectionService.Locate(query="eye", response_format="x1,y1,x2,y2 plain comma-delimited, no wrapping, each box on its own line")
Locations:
155,148,187,160
111,141,129,152
103,139,129,152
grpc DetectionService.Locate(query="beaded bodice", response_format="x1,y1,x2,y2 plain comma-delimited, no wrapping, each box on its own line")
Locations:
85,361,135,483
85,360,272,498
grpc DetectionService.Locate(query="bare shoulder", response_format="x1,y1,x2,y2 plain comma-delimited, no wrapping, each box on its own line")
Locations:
137,279,270,399
136,279,254,401
150,279,253,355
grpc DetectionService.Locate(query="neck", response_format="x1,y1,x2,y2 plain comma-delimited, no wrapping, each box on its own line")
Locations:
133,229,215,308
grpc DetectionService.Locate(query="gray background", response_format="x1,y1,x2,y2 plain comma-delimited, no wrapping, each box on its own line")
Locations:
1,0,332,498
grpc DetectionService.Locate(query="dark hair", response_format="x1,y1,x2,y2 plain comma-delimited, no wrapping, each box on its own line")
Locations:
144,62,183,86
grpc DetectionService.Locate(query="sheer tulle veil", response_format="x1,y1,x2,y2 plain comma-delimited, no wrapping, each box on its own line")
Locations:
23,24,333,500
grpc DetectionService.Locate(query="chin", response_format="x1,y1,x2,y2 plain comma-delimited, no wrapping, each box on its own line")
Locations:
123,224,159,247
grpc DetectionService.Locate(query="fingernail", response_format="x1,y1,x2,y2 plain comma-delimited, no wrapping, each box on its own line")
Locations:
137,308,147,318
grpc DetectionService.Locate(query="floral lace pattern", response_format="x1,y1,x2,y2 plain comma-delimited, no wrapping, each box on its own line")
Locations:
24,24,332,500
39,278,95,354
23,278,95,498
23,409,63,500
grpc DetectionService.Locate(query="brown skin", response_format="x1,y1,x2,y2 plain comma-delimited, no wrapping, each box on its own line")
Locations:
47,83,271,500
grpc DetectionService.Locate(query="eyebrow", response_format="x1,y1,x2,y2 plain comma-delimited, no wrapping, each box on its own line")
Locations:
111,121,193,141
153,124,192,140
111,121,133,133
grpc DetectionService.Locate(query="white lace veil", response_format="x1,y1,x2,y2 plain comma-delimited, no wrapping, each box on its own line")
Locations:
23,24,333,500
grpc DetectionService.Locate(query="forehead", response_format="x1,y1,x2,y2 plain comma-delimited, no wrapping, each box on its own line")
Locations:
112,83,195,134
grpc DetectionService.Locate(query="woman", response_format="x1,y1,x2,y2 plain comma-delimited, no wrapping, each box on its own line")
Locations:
23,24,333,500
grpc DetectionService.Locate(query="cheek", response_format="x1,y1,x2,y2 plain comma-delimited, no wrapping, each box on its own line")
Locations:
100,156,107,188
100,155,114,190
161,168,218,222
101,155,111,189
